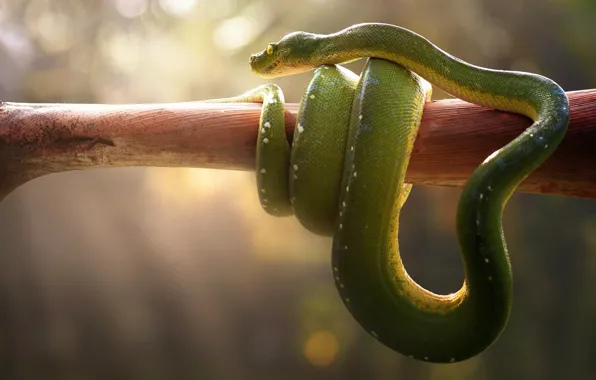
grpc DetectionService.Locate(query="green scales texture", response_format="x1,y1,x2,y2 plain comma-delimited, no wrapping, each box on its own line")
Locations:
212,23,569,363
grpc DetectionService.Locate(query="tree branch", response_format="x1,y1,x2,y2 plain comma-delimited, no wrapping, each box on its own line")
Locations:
0,89,594,202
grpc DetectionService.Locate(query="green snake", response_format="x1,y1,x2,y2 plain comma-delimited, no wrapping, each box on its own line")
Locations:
213,23,569,363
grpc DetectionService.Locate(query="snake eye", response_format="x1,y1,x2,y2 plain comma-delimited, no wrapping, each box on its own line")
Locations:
266,44,275,55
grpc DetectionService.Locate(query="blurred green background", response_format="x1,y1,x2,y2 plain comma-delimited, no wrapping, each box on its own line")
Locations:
0,0,595,379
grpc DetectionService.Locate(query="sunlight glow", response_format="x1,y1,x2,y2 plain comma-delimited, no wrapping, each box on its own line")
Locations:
100,31,141,73
145,168,248,203
26,10,74,53
213,16,256,51
159,0,197,16
144,168,330,263
213,1,273,51
113,0,148,19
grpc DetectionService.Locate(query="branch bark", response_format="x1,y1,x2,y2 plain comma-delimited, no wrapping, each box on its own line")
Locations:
0,89,594,202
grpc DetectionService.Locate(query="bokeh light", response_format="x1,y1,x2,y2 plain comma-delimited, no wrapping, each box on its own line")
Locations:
304,330,339,367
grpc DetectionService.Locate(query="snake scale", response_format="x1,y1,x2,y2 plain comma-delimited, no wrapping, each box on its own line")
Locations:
211,23,569,363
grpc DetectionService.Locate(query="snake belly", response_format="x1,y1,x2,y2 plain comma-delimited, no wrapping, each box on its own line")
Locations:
242,23,570,363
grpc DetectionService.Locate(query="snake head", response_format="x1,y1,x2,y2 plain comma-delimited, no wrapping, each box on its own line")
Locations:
249,31,319,78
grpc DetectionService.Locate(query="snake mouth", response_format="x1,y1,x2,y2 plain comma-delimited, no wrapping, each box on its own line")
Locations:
249,53,283,77
264,59,281,73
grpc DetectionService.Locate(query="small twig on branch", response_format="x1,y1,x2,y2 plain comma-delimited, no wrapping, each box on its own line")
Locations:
0,89,594,202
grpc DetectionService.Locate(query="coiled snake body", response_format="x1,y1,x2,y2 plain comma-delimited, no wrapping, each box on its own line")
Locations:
213,23,569,363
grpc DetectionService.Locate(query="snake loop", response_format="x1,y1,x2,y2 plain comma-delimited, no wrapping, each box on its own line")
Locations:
217,23,569,363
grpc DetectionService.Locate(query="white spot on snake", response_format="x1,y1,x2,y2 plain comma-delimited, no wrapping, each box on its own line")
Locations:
353,172,357,178
293,164,298,171
488,185,493,191
261,188,266,193
334,276,340,280
345,298,350,303
424,357,429,361
359,114,363,120
344,245,348,249
263,198,268,203
342,201,346,207
262,204,268,208
264,121,271,128
371,331,379,338
339,283,344,288
339,224,343,229
350,146,354,152
261,128,266,134
346,186,349,192
476,219,480,226
450,358,456,363
260,168,266,174
368,76,380,86
408,355,414,359
297,123,304,133
488,276,493,281
263,138,269,144
545,144,549,148
310,94,315,99
294,174,298,179
479,193,484,200
339,211,343,216
485,258,489,263
333,266,338,272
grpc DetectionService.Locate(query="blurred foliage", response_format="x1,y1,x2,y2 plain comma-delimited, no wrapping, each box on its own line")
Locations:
0,0,595,379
